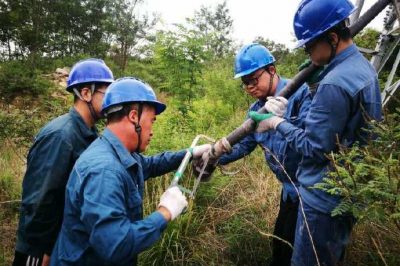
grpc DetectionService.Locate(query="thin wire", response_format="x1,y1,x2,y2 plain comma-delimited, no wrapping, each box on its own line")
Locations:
0,199,21,205
261,144,321,266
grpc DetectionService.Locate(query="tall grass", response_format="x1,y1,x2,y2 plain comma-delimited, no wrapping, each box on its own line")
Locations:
0,142,25,266
140,150,281,265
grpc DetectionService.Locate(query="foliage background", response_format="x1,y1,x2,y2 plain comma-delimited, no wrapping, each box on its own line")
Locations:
0,0,399,265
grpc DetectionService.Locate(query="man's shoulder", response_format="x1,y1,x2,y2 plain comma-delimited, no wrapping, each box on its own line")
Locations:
71,148,129,192
323,52,376,84
290,83,311,101
321,58,377,97
76,138,125,172
37,112,77,141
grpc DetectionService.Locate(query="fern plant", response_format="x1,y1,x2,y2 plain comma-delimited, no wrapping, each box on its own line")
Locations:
314,108,400,230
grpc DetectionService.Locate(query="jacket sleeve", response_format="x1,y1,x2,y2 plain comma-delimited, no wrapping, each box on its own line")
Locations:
276,84,351,161
23,134,74,255
80,169,167,265
140,150,187,180
218,133,258,165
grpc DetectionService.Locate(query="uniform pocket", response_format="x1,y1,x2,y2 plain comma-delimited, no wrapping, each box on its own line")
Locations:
127,192,143,221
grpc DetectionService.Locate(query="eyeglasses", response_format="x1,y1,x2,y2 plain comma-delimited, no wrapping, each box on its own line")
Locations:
96,90,106,95
304,38,320,55
241,70,266,89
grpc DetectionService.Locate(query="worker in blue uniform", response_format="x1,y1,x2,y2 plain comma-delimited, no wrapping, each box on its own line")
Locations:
13,59,114,266
218,43,312,266
50,77,210,265
249,0,382,265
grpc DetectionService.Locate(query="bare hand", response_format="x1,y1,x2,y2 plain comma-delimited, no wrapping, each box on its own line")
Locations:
42,254,50,266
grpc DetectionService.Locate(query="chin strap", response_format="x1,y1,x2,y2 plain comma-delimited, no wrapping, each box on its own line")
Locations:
264,68,276,101
325,33,341,64
133,103,143,153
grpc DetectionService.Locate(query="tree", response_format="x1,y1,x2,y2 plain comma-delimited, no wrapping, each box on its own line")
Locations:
354,28,380,51
107,0,156,71
153,24,210,113
252,36,307,78
253,37,290,62
0,0,16,59
0,0,115,60
189,1,234,58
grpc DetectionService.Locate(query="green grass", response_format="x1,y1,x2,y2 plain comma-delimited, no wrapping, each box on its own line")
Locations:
0,142,24,266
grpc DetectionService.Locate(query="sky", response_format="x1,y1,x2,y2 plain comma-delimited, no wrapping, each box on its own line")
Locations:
142,0,389,49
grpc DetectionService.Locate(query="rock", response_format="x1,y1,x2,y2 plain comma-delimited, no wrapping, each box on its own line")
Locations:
55,67,70,77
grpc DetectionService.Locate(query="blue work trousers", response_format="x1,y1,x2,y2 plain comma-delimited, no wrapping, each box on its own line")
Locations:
291,201,355,266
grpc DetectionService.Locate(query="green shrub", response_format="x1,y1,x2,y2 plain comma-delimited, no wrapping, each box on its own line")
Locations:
0,60,53,98
315,109,400,230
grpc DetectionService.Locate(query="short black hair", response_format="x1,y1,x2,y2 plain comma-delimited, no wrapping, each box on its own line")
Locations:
105,103,155,124
106,103,138,124
263,63,275,71
326,20,351,40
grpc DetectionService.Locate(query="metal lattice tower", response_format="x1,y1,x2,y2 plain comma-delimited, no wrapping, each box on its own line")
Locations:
353,0,400,109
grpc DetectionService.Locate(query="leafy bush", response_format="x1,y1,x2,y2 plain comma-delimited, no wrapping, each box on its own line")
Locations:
0,107,42,149
0,60,53,98
314,109,400,230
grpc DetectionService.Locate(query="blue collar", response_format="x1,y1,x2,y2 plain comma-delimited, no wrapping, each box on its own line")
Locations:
69,107,98,139
102,128,137,169
327,44,358,70
275,77,288,96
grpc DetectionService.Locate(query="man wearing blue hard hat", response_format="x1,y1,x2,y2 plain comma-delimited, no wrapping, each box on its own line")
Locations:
250,0,382,265
50,77,210,265
215,43,312,265
13,59,114,266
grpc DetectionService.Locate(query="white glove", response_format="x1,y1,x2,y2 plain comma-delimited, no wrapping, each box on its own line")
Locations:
158,187,188,220
191,144,212,159
256,116,285,132
265,96,288,117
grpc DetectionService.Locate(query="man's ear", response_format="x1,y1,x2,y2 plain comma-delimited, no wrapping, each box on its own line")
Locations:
128,108,139,124
267,65,276,75
79,87,93,102
328,32,339,45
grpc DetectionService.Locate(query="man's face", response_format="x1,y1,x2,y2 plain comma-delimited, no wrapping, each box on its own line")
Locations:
137,105,156,152
91,84,108,119
305,35,335,66
241,67,275,100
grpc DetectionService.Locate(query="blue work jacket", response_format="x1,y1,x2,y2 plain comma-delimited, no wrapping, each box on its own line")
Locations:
219,78,312,201
51,128,186,266
16,108,98,256
277,44,382,213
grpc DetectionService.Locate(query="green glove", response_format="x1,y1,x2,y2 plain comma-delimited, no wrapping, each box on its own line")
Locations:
249,111,284,132
248,111,274,125
298,59,325,85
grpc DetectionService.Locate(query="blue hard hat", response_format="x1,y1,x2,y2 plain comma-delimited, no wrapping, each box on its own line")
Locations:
102,77,166,115
234,43,275,79
66,58,114,92
293,0,357,48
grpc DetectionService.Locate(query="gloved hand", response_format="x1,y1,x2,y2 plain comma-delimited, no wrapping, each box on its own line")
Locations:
191,144,212,159
191,138,231,182
298,59,325,86
192,148,216,182
264,96,288,117
249,111,285,133
158,186,188,221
